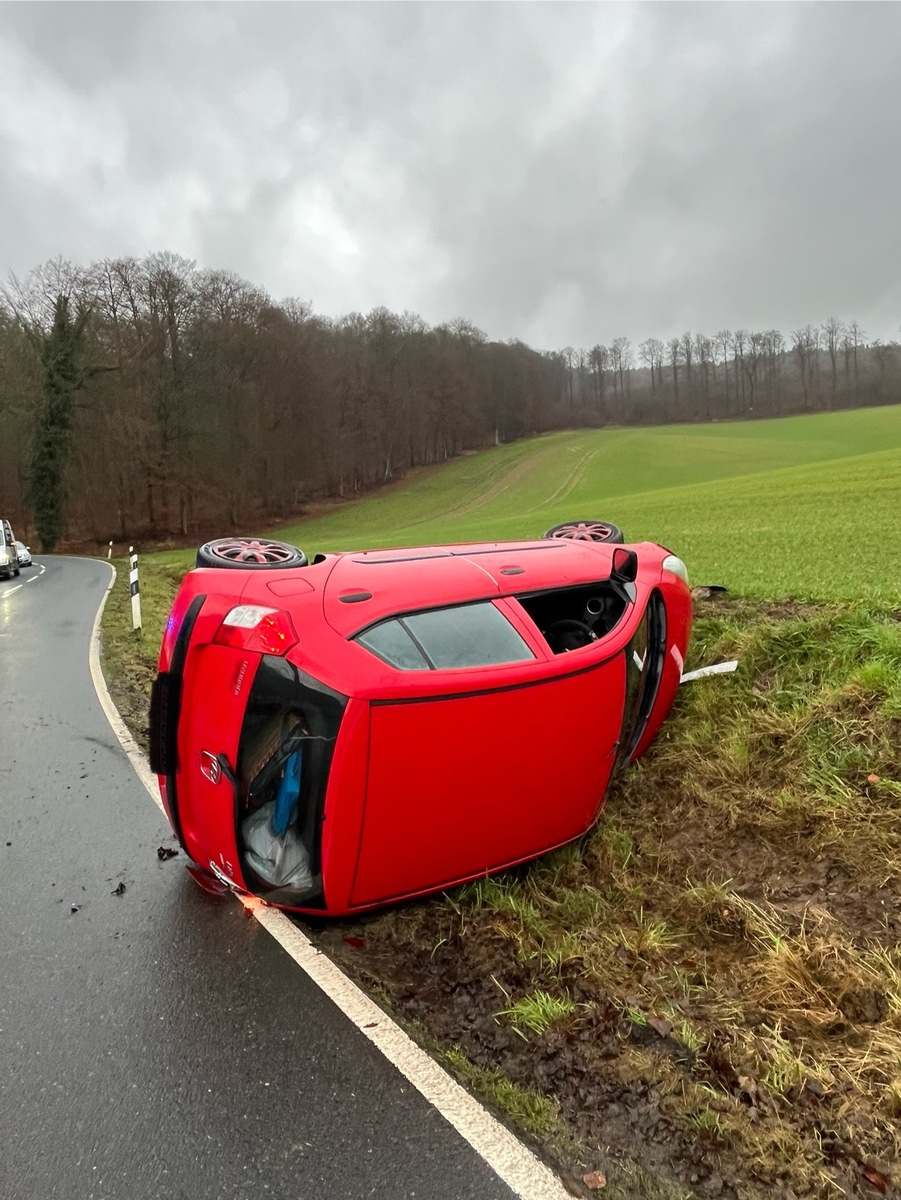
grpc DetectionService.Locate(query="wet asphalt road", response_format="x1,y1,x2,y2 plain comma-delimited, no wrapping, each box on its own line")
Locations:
0,557,518,1200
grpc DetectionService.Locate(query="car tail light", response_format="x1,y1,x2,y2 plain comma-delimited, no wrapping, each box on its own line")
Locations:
213,606,298,656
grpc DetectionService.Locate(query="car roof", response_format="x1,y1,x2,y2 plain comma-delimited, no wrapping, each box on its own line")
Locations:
321,538,620,636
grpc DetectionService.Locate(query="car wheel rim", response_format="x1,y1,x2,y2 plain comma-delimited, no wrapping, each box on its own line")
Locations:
550,522,614,542
209,539,297,565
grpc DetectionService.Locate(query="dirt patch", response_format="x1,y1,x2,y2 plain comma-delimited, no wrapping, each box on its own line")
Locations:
314,917,742,1200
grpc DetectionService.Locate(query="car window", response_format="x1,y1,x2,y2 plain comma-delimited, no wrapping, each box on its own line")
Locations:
356,602,535,670
356,619,430,670
516,580,631,655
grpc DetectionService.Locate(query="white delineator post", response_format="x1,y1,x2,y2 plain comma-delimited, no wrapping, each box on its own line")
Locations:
129,546,142,632
108,540,113,560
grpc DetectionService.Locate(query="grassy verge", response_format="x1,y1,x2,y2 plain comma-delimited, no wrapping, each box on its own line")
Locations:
101,558,185,754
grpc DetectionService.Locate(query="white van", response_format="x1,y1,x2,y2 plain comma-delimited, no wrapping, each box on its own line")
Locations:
0,519,21,580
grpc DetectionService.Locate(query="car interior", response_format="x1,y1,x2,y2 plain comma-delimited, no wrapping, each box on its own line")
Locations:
517,581,631,654
235,657,346,902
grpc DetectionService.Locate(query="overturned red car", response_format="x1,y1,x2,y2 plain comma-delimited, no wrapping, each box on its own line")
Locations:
150,520,691,916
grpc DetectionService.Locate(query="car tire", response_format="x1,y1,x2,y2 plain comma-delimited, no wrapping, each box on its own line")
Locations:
195,537,308,570
542,519,625,544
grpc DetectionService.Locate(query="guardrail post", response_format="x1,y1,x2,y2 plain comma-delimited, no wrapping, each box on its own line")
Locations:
129,546,142,632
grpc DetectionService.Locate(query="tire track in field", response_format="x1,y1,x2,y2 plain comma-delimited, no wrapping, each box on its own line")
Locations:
517,444,601,517
439,441,602,527
401,446,559,529
390,436,606,536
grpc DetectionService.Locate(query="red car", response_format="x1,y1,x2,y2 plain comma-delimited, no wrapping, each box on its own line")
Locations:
150,520,691,916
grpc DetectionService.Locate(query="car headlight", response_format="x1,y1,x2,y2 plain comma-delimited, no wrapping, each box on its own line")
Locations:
662,554,689,585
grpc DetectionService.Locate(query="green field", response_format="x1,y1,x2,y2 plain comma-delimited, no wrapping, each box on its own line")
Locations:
151,404,901,604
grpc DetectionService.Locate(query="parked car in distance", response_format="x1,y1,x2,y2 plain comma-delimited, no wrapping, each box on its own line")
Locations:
150,519,692,916
15,541,32,568
0,519,20,580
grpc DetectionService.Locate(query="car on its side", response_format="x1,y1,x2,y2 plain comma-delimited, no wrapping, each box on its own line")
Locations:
15,541,32,568
150,519,692,917
0,519,20,580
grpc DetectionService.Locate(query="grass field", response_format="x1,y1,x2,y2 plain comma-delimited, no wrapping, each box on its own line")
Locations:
102,404,901,1200
149,404,901,604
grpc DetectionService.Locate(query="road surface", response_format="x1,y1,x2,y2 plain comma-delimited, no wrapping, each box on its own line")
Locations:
0,556,526,1200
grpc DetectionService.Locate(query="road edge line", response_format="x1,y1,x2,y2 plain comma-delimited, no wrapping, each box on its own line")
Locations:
87,562,572,1200
89,563,164,809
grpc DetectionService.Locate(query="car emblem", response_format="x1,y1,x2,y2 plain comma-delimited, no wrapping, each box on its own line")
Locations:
200,752,222,785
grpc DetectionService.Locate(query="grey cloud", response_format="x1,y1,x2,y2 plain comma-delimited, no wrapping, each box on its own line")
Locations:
1,2,899,350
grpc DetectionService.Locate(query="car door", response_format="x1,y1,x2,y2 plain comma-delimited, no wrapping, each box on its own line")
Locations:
350,606,626,907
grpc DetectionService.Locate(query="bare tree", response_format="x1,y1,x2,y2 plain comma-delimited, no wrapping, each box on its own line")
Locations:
822,316,845,404
714,330,733,410
587,343,609,417
639,338,665,397
667,337,682,413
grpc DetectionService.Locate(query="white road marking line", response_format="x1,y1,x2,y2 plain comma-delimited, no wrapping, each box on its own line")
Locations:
90,564,160,802
1,584,23,598
87,562,571,1200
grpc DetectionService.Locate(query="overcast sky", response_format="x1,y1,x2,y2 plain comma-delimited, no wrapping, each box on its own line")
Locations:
1,2,899,351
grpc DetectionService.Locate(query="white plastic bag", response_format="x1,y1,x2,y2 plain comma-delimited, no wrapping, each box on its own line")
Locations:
242,800,313,891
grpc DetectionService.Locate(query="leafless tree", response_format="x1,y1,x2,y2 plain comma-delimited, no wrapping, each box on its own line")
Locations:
822,316,845,404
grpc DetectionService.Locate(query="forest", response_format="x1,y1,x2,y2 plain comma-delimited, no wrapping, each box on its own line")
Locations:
1,253,898,548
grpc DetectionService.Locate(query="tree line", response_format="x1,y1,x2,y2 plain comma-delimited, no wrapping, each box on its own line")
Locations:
0,254,898,549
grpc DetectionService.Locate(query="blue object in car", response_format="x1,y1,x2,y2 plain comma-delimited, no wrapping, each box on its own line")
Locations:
272,750,302,836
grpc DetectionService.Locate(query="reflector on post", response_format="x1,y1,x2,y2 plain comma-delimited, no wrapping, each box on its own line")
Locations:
129,546,142,631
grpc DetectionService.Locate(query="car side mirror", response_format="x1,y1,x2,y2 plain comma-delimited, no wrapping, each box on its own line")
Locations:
611,547,638,584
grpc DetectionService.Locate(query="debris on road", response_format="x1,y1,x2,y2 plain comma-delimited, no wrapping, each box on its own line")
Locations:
112,882,127,896
157,846,179,861
582,1170,607,1190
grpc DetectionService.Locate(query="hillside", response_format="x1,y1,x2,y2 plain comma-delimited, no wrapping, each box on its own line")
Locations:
149,403,901,603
